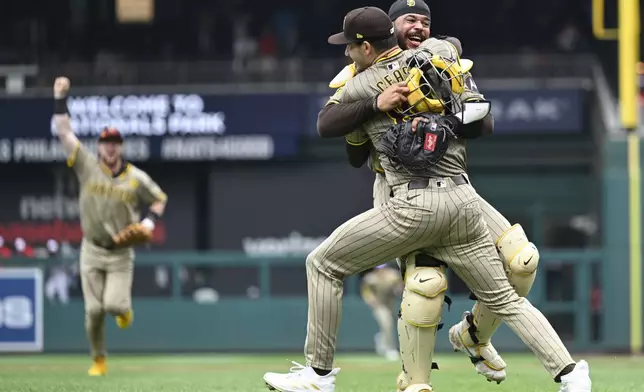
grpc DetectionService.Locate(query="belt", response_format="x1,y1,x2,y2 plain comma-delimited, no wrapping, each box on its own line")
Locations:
91,239,115,250
408,174,469,190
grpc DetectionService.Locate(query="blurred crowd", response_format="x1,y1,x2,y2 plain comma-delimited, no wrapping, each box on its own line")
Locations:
2,0,593,66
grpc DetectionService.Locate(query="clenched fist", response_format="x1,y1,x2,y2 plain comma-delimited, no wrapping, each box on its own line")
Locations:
376,82,409,112
53,77,70,99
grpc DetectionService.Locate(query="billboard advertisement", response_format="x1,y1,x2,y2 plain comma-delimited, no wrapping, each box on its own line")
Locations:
0,268,43,352
309,88,586,135
208,162,375,254
0,93,306,162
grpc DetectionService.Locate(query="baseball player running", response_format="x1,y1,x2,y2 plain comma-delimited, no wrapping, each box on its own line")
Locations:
320,0,539,386
263,7,591,392
52,77,168,376
359,262,403,360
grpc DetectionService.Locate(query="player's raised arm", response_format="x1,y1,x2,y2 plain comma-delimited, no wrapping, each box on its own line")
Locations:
52,77,80,156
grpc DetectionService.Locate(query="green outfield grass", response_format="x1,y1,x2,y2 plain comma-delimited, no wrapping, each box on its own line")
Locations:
0,353,641,392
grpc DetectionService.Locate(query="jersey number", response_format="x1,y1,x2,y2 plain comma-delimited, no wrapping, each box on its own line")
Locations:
0,296,34,329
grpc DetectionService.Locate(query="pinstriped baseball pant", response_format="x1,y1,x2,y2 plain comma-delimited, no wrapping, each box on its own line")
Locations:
304,176,573,377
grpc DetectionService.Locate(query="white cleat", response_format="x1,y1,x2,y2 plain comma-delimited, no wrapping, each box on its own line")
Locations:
396,371,434,392
384,349,400,361
263,361,340,392
559,361,592,392
402,384,433,392
449,312,507,384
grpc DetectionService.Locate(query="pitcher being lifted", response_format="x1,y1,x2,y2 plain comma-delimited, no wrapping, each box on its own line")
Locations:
52,77,168,376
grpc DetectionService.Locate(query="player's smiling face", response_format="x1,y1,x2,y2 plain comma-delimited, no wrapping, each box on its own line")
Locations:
395,13,430,49
98,141,123,166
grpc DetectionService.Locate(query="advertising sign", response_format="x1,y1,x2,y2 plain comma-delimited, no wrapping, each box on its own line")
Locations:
308,88,585,135
0,268,43,352
0,93,305,162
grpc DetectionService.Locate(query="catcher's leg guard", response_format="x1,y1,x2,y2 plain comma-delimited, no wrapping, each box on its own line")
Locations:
451,224,539,383
398,254,447,387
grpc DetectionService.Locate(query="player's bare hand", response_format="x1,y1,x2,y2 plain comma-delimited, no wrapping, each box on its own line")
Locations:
411,116,429,133
377,82,409,112
53,77,70,99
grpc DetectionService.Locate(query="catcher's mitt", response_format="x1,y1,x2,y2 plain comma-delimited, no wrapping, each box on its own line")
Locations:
376,113,458,176
108,222,153,249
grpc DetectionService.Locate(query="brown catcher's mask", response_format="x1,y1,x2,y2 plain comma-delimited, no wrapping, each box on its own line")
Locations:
398,50,473,116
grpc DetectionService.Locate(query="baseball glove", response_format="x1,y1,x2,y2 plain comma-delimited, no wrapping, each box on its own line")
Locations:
376,113,457,176
109,222,153,249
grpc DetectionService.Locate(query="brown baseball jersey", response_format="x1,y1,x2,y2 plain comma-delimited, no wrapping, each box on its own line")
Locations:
67,142,167,248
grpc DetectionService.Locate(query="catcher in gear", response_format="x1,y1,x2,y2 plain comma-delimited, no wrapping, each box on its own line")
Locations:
52,76,168,376
319,0,542,389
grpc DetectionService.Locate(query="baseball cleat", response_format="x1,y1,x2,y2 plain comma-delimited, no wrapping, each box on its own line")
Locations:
396,371,434,392
558,361,592,392
87,356,107,376
385,349,400,361
116,309,133,329
449,312,507,384
401,384,433,392
263,361,339,392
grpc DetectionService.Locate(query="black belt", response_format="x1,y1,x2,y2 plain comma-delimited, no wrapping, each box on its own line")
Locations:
91,239,115,250
408,174,469,190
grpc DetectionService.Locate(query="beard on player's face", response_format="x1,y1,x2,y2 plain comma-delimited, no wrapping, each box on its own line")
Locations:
98,143,123,167
395,14,430,49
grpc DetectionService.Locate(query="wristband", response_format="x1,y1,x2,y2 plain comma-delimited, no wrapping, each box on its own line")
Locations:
146,210,161,222
54,98,69,115
372,95,380,113
140,218,155,231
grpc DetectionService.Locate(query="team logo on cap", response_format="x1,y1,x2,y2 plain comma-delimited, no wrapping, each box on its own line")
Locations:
356,33,363,39
407,0,416,6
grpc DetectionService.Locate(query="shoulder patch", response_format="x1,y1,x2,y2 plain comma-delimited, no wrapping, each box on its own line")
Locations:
329,63,357,88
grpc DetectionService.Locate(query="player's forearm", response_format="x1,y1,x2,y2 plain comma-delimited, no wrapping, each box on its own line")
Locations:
53,81,81,155
149,201,166,217
317,98,379,138
53,114,81,155
140,201,166,232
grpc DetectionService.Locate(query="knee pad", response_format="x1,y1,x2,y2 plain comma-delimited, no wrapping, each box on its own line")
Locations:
401,266,447,327
496,224,539,297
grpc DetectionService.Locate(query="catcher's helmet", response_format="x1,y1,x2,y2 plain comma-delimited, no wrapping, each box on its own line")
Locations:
398,50,472,116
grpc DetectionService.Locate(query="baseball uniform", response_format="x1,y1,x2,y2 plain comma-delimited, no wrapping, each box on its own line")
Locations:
360,263,402,357
303,37,575,385
68,142,166,359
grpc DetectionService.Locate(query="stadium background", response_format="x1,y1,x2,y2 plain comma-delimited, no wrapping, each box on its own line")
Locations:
0,0,641,357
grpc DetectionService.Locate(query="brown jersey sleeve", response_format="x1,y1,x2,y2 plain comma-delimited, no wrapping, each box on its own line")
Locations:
317,98,379,138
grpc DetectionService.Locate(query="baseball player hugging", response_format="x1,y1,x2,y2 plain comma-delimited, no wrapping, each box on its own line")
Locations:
263,6,592,392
